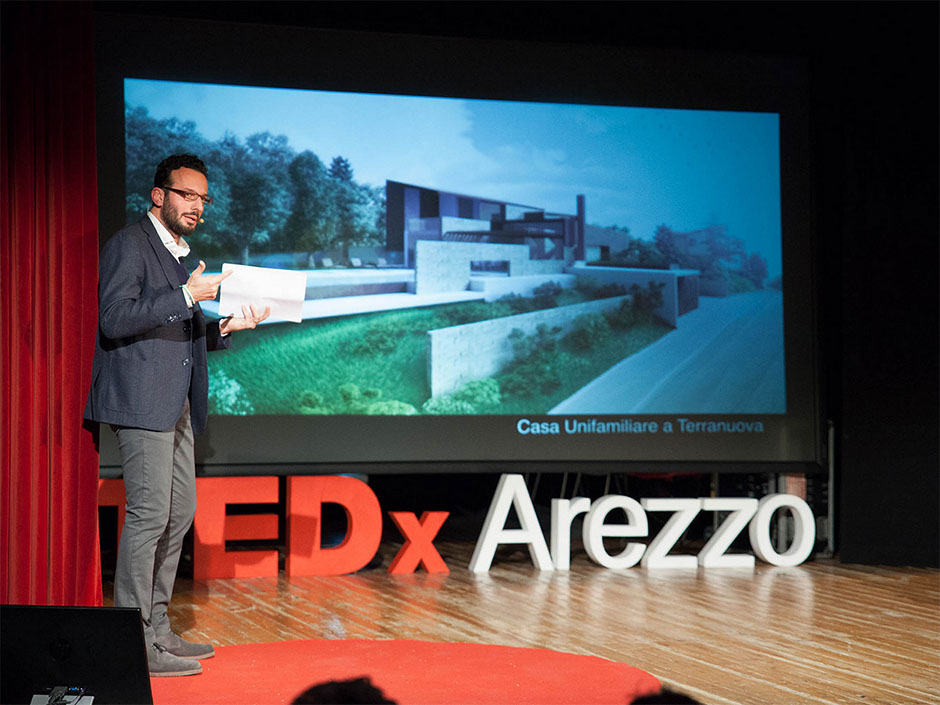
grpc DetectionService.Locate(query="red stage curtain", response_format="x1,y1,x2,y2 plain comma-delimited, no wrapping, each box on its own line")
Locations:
1,2,102,606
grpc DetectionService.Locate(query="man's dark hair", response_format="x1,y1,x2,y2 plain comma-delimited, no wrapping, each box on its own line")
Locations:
292,677,396,704
153,154,208,188
632,688,702,704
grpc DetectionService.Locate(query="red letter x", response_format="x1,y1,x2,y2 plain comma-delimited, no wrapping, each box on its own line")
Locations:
387,511,450,574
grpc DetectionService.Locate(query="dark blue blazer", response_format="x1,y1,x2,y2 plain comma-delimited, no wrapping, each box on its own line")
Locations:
84,217,230,435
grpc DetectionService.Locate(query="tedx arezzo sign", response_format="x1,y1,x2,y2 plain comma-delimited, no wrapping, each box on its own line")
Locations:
100,473,816,579
469,474,816,572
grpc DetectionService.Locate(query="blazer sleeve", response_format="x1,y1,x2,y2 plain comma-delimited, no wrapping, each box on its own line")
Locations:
97,230,193,341
206,320,233,352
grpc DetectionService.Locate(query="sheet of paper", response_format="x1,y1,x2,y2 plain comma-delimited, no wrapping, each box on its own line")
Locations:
218,263,307,323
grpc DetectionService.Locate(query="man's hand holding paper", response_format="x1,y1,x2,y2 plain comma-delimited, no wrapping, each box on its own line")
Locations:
186,260,233,302
219,303,271,334
217,263,307,324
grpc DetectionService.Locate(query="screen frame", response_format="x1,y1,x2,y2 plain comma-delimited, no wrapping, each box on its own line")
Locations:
93,11,823,475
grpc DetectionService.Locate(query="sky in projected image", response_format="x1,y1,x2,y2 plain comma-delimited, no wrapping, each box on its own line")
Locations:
126,79,783,276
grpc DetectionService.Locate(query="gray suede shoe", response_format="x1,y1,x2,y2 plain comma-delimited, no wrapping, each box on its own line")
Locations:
154,631,216,660
148,642,202,677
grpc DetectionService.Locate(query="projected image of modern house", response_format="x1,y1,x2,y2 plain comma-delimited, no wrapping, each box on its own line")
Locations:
122,79,786,418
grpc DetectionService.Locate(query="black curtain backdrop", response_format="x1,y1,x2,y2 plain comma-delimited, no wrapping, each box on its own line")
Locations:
87,1,940,567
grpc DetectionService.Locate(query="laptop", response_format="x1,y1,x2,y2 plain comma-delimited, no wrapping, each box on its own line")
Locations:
0,605,153,705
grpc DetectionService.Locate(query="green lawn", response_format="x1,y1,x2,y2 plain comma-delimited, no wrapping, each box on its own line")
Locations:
208,297,671,416
492,321,671,414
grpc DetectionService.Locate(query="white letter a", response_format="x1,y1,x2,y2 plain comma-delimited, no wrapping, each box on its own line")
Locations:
469,474,554,573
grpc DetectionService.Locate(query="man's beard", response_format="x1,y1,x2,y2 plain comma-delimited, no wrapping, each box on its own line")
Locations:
162,198,199,238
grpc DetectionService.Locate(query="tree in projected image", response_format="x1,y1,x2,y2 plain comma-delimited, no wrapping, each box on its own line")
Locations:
124,107,215,223
329,156,385,265
282,151,339,255
220,132,292,263
124,107,385,266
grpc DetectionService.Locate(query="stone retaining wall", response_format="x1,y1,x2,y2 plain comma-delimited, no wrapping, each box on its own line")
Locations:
427,295,630,397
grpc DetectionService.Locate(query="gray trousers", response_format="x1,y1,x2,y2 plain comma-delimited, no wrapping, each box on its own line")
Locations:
112,398,195,645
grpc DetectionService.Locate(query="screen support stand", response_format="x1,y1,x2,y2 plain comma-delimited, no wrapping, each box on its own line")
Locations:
773,473,791,553
710,472,719,534
825,420,836,557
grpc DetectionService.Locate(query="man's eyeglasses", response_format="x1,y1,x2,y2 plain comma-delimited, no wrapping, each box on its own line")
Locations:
163,186,213,206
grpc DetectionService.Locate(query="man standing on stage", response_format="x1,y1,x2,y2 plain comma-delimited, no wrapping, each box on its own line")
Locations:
85,154,269,677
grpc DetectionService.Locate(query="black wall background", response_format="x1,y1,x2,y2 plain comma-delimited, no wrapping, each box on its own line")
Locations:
95,1,939,567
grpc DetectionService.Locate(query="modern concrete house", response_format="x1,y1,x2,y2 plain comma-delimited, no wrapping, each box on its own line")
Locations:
383,180,700,323
386,180,589,268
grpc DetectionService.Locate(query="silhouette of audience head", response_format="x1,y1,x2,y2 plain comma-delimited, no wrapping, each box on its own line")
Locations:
292,676,396,704
632,687,702,704
291,675,702,705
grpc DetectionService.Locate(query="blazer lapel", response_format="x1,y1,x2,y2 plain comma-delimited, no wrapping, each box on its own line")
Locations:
141,217,182,289
140,216,205,317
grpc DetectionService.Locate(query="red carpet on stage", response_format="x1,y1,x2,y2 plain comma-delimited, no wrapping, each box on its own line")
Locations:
151,639,660,705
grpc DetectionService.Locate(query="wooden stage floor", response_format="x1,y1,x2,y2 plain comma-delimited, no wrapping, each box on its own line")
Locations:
104,542,940,705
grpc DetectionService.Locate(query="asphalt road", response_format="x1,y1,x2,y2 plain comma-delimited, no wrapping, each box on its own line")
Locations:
550,290,786,415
